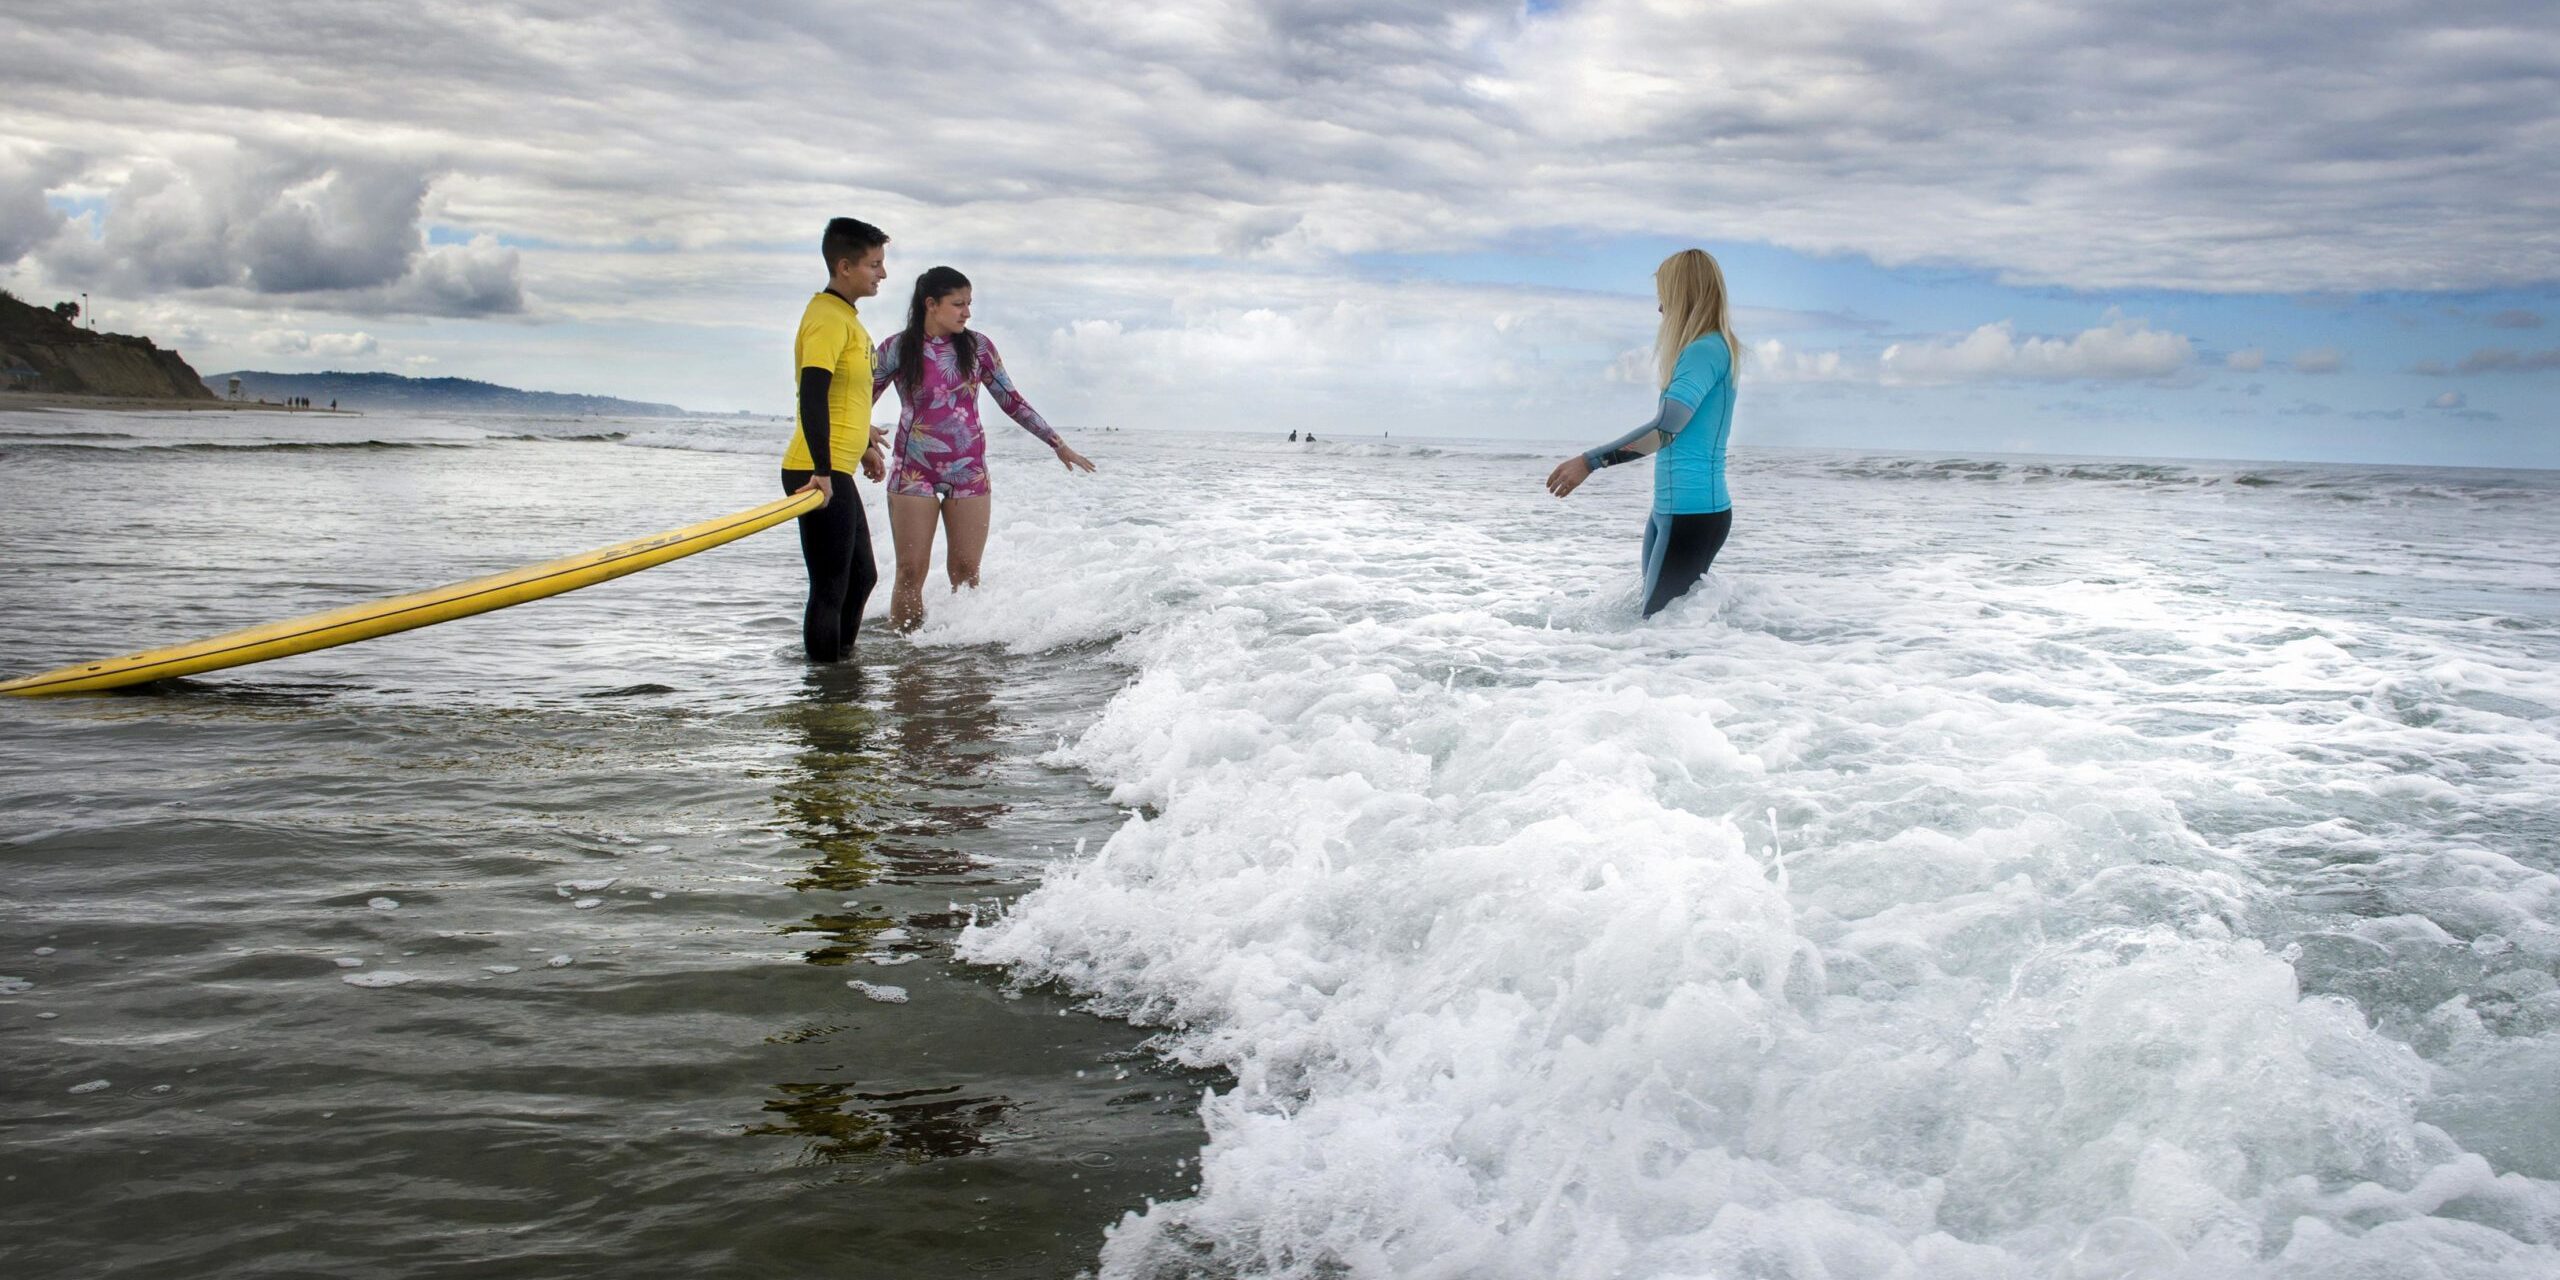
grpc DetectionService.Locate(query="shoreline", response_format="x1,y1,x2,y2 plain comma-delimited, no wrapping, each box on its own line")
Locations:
0,391,359,414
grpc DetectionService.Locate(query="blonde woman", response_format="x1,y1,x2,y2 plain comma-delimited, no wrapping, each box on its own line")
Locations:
1545,248,1739,616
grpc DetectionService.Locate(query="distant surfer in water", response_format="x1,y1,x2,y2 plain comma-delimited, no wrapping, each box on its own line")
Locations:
781,217,892,662
873,266,1095,631
1545,248,1739,617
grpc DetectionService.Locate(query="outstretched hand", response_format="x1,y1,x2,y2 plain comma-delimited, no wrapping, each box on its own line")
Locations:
1546,454,1592,498
1056,444,1096,473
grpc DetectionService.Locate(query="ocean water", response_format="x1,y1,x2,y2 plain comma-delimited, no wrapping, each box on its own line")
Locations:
4,408,2559,1279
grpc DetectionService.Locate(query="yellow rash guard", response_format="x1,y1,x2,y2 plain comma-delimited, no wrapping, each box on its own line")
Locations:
782,290,873,472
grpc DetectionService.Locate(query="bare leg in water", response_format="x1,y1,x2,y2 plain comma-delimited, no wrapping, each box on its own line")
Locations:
940,496,991,592
887,493,940,632
887,492,996,629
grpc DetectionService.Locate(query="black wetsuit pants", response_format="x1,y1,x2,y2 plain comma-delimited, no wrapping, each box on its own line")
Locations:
780,469,878,661
1640,508,1732,618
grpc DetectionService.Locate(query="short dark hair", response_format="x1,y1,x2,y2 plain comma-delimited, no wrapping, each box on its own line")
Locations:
822,217,888,273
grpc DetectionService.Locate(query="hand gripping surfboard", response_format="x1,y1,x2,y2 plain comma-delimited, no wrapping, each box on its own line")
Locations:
0,488,826,696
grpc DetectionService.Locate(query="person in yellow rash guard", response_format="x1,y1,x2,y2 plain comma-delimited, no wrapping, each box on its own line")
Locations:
780,216,891,662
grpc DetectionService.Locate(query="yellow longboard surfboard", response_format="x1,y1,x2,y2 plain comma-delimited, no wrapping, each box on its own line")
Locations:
1,489,825,697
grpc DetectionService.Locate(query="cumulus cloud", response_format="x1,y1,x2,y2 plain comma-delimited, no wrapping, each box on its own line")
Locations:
1881,315,2193,385
2225,347,2267,372
2292,346,2344,374
313,330,380,357
26,146,522,317
1748,339,1853,384
0,144,81,266
251,328,380,358
387,235,522,316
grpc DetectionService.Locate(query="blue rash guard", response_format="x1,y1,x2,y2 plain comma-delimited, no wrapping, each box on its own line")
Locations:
1580,335,1738,615
1581,335,1735,514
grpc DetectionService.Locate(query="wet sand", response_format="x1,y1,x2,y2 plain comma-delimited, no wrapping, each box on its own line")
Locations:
1,392,357,414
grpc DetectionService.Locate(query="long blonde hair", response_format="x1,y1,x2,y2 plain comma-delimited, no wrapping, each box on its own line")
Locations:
1655,248,1738,389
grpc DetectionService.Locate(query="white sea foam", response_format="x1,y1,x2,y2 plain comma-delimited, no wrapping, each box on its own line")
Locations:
848,981,910,1004
342,971,420,988
946,438,2560,1276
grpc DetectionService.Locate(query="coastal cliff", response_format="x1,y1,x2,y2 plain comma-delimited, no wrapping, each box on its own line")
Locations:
0,290,217,401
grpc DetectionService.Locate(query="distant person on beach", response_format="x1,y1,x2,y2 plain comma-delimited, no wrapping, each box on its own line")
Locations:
1289,429,1298,442
872,265,1095,631
780,216,891,662
1545,248,1739,617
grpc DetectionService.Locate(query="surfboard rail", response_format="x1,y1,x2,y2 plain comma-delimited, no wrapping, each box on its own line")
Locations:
0,488,826,697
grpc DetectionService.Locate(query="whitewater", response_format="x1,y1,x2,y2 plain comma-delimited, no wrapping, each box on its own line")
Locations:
922,434,2560,1278
5,408,2556,1278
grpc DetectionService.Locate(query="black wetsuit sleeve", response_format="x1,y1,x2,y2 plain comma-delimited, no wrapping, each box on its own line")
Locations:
798,367,833,473
1583,395,1697,470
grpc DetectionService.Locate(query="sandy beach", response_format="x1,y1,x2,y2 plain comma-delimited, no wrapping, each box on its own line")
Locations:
0,392,358,415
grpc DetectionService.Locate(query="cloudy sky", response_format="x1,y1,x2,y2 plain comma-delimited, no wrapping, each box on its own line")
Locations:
4,0,2555,466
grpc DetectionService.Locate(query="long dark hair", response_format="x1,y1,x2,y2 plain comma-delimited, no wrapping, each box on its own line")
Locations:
895,266,976,398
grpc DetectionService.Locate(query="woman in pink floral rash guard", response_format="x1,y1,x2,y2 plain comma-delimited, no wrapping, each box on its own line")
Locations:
871,266,1096,630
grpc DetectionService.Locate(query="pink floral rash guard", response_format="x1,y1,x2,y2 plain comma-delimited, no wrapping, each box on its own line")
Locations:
870,333,1062,500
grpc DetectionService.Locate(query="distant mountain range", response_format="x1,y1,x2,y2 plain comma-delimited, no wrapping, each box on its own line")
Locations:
206,370,692,417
